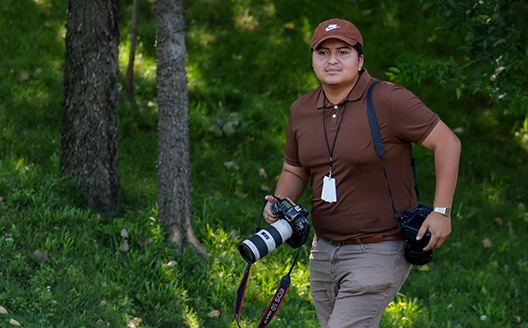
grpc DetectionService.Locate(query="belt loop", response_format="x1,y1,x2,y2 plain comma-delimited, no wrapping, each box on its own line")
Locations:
355,238,362,245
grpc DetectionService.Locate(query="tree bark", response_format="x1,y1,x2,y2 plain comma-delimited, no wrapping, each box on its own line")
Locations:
61,0,120,216
155,0,206,255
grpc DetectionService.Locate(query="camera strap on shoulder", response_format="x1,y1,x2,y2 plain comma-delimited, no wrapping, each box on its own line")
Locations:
235,200,302,328
366,81,422,220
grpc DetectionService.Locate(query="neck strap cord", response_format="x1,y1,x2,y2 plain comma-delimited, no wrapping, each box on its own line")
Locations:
322,89,353,177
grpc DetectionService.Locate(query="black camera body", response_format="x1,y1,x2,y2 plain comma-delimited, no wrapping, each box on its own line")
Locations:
270,198,311,248
398,205,433,265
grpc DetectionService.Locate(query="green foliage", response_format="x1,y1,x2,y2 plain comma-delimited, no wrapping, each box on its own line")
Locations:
1,0,528,327
384,294,428,327
390,0,528,113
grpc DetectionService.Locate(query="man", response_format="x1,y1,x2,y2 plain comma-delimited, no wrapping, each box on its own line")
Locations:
263,18,461,328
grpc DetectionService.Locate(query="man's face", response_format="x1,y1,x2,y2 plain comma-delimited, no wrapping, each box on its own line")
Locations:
312,38,364,90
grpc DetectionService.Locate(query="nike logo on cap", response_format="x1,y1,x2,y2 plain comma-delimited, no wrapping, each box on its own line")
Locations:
325,24,340,31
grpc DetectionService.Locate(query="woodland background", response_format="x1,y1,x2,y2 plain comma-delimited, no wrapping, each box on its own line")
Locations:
1,0,527,327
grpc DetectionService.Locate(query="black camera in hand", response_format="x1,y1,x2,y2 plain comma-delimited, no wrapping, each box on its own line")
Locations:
238,197,310,264
398,205,433,265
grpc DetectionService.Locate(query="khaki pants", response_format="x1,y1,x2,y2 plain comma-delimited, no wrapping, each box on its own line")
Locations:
309,235,412,328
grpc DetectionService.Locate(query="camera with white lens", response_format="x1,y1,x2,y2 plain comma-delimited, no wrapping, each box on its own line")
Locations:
238,197,310,264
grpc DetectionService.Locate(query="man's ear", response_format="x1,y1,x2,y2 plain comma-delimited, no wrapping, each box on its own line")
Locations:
358,54,364,71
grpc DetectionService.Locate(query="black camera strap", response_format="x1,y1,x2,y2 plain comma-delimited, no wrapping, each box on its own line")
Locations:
366,81,422,220
235,200,302,328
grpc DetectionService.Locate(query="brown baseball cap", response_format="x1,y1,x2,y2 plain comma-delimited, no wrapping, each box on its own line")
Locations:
311,18,363,51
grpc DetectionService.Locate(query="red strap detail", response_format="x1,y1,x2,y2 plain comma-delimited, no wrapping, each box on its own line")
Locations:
257,275,291,328
235,264,251,327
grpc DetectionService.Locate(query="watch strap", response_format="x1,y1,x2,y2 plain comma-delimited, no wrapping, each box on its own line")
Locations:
433,206,451,217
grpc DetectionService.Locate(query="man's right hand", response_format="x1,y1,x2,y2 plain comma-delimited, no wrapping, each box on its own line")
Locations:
264,162,309,224
263,195,280,224
263,195,296,224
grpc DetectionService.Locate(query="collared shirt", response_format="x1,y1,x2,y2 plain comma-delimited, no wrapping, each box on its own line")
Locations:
284,69,440,241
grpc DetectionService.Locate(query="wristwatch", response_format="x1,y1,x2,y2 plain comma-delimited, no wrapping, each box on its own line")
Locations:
433,206,451,217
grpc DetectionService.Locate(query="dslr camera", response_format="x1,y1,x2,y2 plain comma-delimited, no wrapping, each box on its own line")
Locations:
398,205,433,265
238,197,310,264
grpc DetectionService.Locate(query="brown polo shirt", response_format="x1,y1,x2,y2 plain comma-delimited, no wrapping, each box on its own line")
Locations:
284,69,440,241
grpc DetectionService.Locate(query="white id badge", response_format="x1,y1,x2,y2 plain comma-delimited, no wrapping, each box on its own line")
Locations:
321,176,337,203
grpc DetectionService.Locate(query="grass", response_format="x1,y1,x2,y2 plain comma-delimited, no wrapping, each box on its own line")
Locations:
1,0,528,327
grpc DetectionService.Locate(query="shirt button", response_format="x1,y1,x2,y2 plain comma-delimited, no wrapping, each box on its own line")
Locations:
334,105,338,109
332,114,337,118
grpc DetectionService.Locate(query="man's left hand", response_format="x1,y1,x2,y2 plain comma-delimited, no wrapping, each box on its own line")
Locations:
416,211,452,251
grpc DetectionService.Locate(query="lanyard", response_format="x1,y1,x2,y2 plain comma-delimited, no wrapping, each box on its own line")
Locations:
322,89,353,177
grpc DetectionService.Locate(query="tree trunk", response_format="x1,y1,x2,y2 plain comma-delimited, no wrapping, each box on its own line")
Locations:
61,0,120,216
155,0,206,255
125,0,140,100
